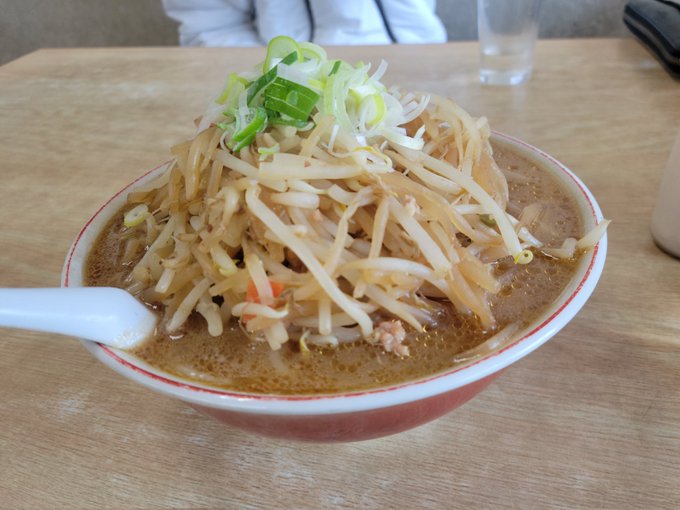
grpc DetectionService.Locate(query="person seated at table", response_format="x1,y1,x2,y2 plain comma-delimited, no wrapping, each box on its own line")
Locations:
161,0,447,46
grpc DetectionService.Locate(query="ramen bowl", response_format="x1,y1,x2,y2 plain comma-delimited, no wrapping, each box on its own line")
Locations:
62,133,607,442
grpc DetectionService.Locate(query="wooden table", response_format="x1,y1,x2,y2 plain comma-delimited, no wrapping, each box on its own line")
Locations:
1,39,679,509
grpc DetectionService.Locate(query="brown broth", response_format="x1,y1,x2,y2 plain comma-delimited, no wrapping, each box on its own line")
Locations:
85,147,581,394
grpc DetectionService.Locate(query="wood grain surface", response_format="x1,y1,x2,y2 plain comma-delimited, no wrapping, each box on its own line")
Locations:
1,39,679,509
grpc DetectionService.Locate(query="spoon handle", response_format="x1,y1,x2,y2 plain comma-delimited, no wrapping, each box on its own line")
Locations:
0,287,157,348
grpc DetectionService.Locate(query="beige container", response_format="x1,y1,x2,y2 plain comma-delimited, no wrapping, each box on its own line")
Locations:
651,130,680,258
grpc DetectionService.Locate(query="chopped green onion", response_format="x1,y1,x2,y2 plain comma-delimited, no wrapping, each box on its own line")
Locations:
323,71,353,132
307,78,324,91
247,68,276,104
231,107,267,151
211,36,432,153
216,107,237,130
299,41,327,62
264,98,307,121
123,204,149,228
350,84,377,103
269,117,314,129
263,35,302,72
367,93,385,126
264,78,320,121
258,143,280,161
216,73,248,105
329,60,342,76
257,143,280,155
232,135,255,152
247,51,298,105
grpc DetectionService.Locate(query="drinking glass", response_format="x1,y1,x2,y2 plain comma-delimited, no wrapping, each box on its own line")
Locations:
478,0,542,85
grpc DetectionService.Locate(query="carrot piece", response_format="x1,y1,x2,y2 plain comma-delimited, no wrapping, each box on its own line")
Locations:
246,279,285,303
243,279,285,322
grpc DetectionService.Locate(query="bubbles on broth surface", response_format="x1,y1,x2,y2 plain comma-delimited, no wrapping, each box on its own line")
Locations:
85,147,581,394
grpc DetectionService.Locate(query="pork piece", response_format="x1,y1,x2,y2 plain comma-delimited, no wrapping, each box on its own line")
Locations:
371,320,409,356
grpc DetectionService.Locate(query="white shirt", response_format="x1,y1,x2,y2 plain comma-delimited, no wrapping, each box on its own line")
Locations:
162,0,447,46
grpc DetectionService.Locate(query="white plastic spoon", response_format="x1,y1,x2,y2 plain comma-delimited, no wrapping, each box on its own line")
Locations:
0,287,157,349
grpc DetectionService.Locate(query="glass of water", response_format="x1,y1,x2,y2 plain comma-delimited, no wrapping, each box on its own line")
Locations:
478,0,542,85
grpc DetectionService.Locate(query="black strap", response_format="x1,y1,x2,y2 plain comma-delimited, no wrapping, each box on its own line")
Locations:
304,0,315,43
374,0,397,43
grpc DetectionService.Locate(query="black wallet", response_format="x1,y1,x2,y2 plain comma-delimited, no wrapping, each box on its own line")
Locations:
624,0,680,78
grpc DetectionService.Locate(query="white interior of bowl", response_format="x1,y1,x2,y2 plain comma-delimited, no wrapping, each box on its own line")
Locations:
62,133,607,415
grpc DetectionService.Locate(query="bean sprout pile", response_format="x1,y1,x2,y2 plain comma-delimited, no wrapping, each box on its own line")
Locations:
119,37,608,356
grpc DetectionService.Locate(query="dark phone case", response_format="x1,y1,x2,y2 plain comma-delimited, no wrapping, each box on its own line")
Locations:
624,0,680,78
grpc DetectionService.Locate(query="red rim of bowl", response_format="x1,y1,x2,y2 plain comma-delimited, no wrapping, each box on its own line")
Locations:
62,132,607,414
